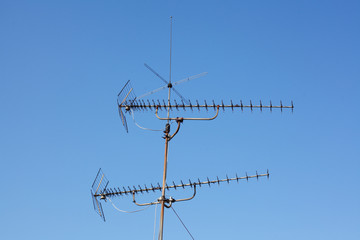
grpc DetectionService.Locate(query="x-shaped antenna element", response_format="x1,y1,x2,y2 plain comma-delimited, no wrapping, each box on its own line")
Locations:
144,63,188,104
144,63,169,85
142,63,207,105
172,72,208,87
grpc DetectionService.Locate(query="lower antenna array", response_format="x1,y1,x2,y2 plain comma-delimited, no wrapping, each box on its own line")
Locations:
91,169,269,221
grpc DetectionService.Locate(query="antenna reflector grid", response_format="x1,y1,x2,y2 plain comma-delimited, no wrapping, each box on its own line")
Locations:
91,190,106,221
117,80,137,105
91,168,109,221
117,80,137,132
91,168,109,195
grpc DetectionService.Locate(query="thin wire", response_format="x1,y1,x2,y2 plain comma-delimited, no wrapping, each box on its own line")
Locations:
171,206,195,240
153,201,158,240
130,109,164,131
107,197,151,213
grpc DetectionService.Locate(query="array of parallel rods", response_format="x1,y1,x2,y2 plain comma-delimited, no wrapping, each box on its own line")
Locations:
119,100,293,112
91,168,109,194
94,171,269,198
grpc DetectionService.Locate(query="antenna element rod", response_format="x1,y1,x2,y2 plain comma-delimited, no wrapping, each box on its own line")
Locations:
166,16,173,123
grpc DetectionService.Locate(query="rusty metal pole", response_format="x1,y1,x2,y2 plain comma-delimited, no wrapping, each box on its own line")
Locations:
158,124,170,240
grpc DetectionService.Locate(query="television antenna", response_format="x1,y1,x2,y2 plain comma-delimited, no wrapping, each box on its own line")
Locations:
92,16,294,240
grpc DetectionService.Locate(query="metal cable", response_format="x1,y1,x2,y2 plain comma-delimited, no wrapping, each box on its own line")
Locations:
153,201,158,240
171,206,195,240
130,109,164,131
108,197,151,213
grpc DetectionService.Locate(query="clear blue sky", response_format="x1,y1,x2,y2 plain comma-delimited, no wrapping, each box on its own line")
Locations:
1,1,359,239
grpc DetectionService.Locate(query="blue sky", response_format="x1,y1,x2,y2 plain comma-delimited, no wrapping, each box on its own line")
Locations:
1,1,359,239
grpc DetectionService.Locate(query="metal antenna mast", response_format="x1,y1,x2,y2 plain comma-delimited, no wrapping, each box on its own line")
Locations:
91,17,294,240
159,15,173,240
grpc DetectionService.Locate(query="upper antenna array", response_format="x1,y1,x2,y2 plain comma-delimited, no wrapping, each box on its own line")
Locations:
117,79,293,132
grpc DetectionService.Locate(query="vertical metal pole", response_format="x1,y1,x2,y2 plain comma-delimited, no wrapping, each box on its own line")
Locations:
159,16,173,240
158,127,170,240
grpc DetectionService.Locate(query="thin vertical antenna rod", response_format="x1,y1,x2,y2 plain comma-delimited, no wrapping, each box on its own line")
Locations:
159,16,173,240
169,16,172,84
166,16,173,122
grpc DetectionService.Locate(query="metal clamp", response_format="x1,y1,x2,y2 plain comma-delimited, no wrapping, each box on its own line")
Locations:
168,119,182,140
131,185,196,208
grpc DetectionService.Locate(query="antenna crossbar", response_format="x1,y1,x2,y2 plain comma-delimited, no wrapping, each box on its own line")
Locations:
94,171,269,198
119,100,293,112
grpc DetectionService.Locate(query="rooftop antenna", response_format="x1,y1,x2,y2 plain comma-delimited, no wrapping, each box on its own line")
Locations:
92,17,294,240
